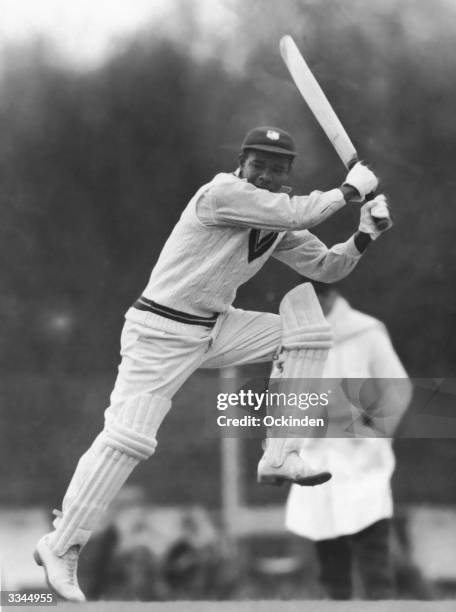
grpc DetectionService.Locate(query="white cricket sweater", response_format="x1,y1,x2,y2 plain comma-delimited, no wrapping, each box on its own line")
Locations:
142,172,362,316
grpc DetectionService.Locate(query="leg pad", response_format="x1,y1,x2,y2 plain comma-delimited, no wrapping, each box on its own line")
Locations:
50,393,171,555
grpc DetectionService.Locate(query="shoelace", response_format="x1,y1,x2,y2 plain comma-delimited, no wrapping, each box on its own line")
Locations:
51,509,81,588
64,546,80,583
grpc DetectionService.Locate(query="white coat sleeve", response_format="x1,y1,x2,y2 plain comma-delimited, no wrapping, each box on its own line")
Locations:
364,328,413,436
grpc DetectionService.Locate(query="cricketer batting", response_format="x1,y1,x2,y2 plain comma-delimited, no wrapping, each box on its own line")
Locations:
34,126,391,601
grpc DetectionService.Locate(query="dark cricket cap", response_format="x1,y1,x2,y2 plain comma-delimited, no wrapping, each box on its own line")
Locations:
241,126,298,157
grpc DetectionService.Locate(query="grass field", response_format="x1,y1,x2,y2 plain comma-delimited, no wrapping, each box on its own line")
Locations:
18,601,455,612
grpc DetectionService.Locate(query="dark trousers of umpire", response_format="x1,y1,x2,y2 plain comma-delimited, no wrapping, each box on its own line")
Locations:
315,518,396,600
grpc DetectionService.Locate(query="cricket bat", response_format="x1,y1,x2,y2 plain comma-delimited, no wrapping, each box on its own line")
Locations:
280,35,390,230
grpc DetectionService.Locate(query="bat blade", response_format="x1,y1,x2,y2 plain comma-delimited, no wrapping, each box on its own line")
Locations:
280,35,390,231
280,35,357,169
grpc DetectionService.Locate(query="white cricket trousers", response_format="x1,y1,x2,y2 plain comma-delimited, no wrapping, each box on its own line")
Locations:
112,305,282,402
50,305,282,554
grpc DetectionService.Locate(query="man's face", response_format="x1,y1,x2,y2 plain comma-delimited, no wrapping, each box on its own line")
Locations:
239,150,291,193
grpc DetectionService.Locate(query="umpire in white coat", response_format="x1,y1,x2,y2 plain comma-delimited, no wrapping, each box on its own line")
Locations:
285,281,412,599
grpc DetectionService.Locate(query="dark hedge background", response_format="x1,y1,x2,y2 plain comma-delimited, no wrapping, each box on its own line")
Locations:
1,0,455,505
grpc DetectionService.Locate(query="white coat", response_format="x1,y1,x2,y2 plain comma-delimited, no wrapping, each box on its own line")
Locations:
285,297,411,541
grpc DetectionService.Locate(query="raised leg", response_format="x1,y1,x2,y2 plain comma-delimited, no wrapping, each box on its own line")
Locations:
258,283,333,486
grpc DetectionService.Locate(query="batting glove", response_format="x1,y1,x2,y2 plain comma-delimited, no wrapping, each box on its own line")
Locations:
344,162,378,202
359,195,393,240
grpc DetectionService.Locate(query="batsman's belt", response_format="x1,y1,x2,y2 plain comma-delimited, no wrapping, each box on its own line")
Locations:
133,295,218,328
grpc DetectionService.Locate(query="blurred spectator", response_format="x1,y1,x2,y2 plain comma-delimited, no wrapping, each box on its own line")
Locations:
163,506,238,599
285,281,413,599
79,488,236,600
79,486,168,600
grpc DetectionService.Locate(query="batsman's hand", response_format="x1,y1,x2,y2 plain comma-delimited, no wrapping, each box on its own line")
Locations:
344,162,378,202
359,195,393,240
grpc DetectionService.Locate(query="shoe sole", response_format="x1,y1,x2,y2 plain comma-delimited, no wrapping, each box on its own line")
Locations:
33,549,43,567
258,471,332,487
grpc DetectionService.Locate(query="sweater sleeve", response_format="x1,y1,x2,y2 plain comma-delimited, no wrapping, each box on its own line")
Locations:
272,229,362,282
196,177,346,231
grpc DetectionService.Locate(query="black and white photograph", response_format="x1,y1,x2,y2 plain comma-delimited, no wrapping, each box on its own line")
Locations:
1,1,455,611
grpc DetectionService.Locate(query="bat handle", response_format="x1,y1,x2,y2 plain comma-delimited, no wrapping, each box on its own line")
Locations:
365,192,390,230
347,156,359,170
348,156,390,231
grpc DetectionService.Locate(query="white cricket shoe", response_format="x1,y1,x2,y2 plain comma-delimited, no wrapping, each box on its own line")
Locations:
257,451,332,487
34,534,86,602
